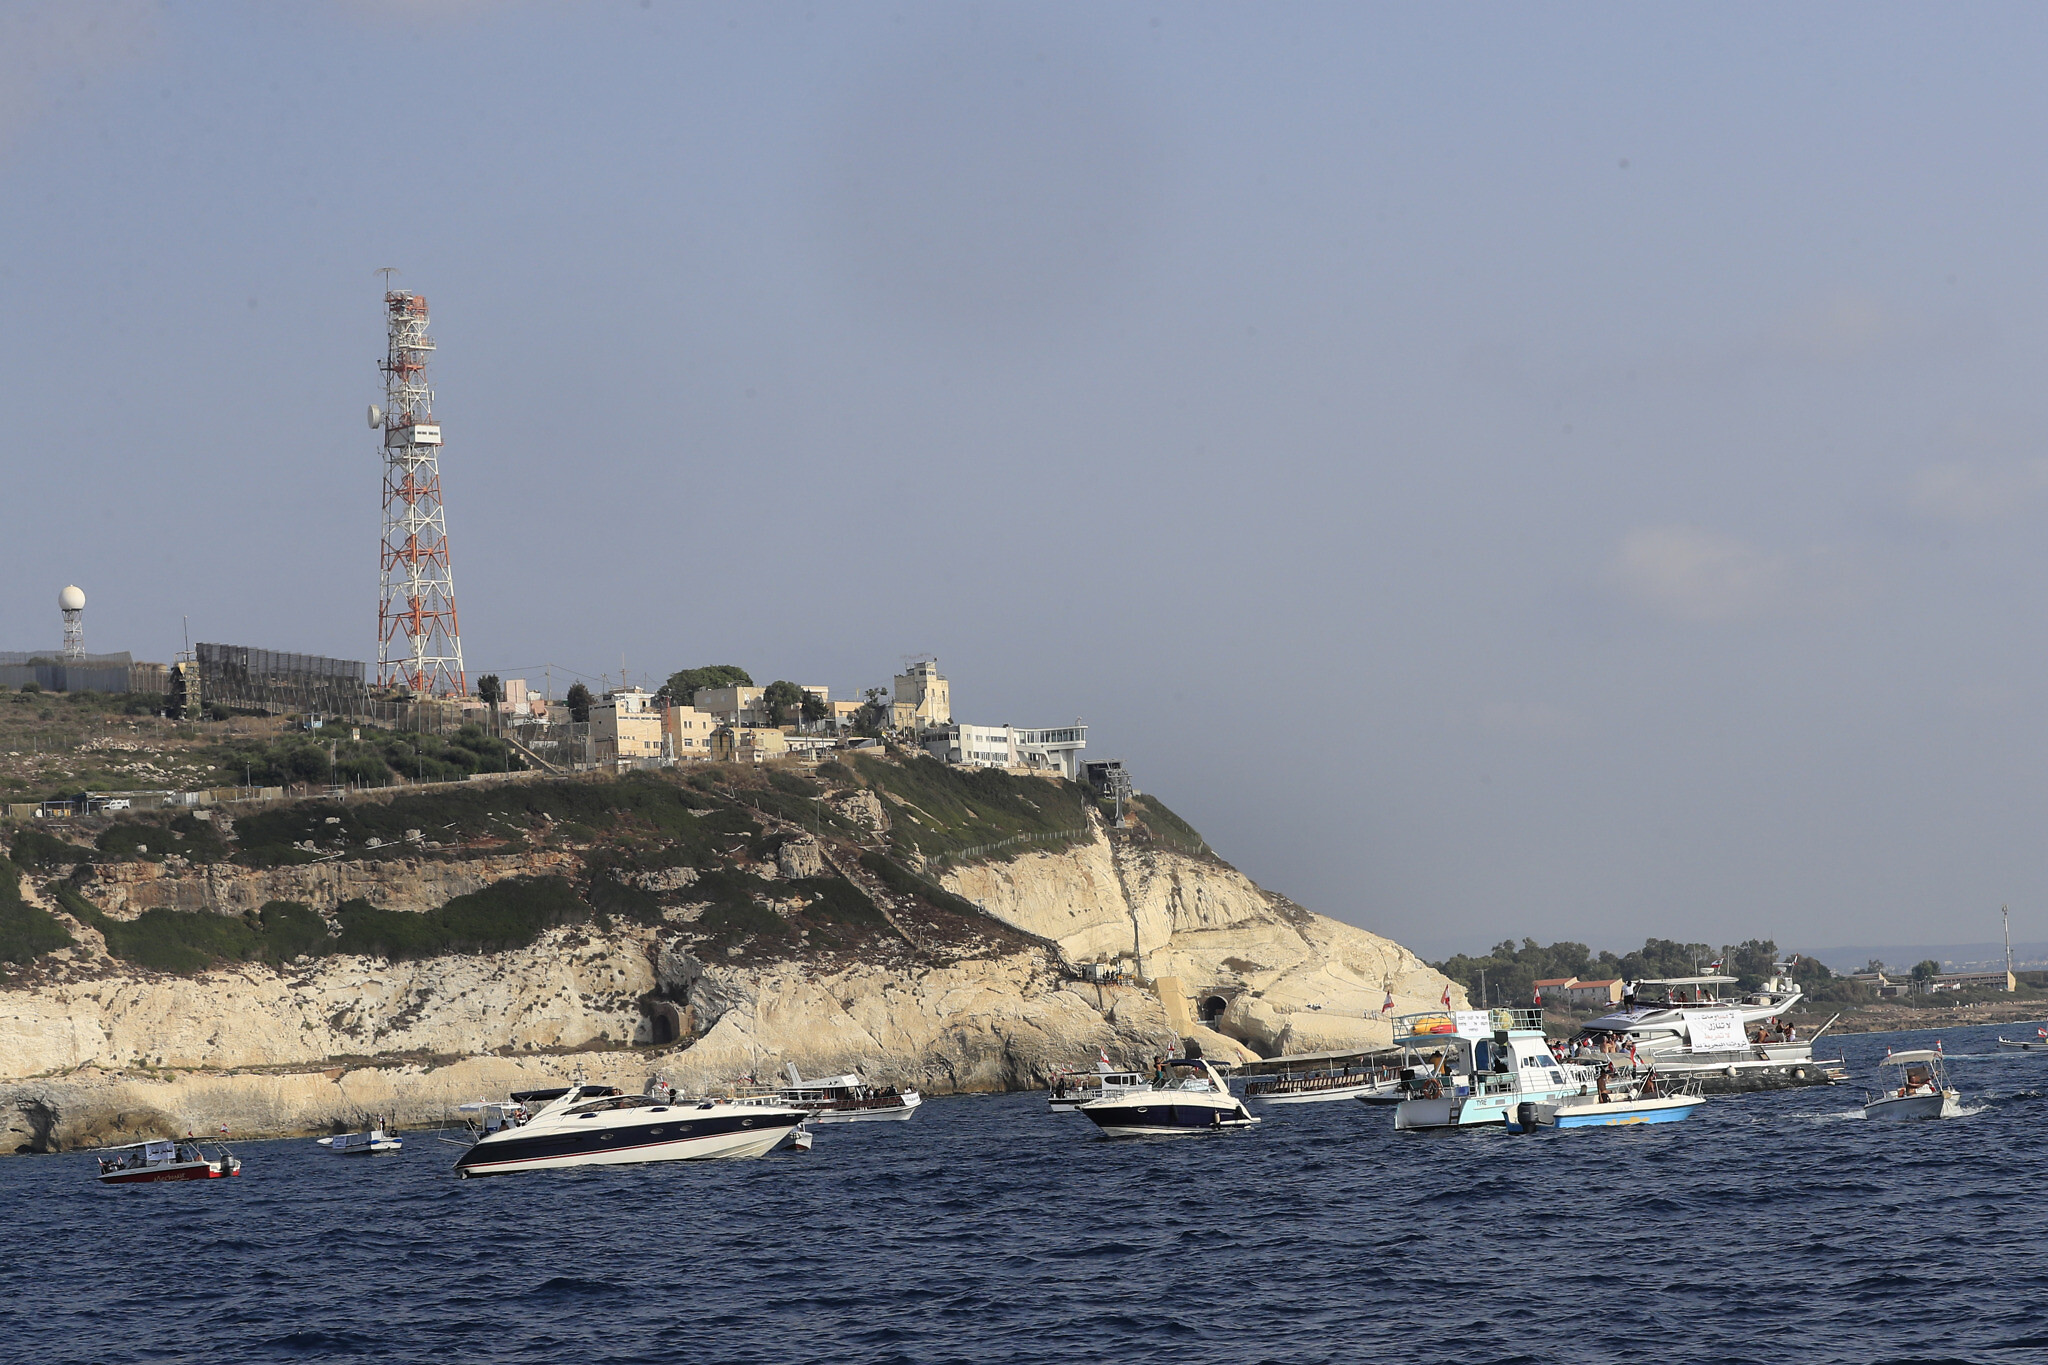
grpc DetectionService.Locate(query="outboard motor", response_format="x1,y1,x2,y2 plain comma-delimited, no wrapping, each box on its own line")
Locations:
1514,1101,1539,1133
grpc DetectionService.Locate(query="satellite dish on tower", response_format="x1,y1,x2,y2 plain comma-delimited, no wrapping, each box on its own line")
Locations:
367,404,384,429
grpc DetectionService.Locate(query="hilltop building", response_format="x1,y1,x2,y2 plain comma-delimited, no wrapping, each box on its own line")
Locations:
662,701,717,757
591,687,663,766
925,723,1087,779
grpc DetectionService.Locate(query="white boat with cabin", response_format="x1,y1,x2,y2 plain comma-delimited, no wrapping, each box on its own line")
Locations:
1244,1051,1416,1105
1390,1008,1598,1131
1862,1049,1962,1121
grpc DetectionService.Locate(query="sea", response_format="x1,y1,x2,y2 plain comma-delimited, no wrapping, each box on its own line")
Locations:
7,1021,2046,1365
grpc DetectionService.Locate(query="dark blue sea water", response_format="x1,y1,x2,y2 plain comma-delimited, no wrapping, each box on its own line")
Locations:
8,1022,2047,1365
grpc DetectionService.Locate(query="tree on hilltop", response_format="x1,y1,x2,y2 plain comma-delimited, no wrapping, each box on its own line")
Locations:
762,680,806,726
659,665,754,706
565,682,592,722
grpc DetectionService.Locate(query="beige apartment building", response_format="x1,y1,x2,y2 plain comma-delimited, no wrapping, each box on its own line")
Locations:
662,703,717,758
694,684,828,727
592,687,664,765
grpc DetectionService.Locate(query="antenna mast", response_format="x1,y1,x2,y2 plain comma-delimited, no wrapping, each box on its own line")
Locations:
2004,905,2013,977
374,281,467,696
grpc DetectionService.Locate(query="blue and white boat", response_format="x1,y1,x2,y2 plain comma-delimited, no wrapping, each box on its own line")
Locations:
1505,1074,1704,1131
1388,1008,1597,1131
1078,1057,1258,1137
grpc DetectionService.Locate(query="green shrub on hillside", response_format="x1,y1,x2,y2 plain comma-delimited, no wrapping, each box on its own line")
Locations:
0,855,74,964
330,877,590,960
56,884,260,973
208,723,526,790
795,876,888,928
1127,795,1212,859
11,827,96,870
94,813,229,865
851,754,1089,864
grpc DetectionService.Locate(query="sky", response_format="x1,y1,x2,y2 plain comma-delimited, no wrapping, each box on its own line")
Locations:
6,3,2048,959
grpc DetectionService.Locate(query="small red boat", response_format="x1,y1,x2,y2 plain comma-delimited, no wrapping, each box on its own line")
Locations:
95,1138,242,1184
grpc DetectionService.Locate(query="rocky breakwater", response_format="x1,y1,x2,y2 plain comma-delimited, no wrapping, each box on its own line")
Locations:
0,759,1447,1152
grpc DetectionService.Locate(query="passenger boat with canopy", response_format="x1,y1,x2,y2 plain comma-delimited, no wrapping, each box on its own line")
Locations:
774,1065,923,1122
1243,1050,1416,1105
1389,1008,1598,1131
1078,1056,1259,1136
451,1080,805,1177
1862,1048,1962,1121
95,1137,241,1184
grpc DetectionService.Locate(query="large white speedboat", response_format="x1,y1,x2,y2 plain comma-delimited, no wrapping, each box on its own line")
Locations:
1863,1048,1962,1121
1389,1008,1598,1131
1573,966,1845,1089
775,1065,923,1122
452,1081,805,1177
1079,1057,1259,1136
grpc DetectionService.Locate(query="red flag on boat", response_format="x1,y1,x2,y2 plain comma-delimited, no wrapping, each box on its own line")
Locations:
1533,984,1543,1007
1441,984,1452,1008
1381,989,1394,1013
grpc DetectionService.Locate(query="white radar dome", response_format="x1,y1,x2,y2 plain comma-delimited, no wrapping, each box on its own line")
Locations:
59,585,85,611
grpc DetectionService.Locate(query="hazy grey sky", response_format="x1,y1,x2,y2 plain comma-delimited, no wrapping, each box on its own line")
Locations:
7,3,2048,958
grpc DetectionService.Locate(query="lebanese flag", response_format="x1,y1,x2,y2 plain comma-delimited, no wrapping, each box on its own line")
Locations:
1440,984,1452,1009
1533,985,1543,1007
1381,989,1395,1014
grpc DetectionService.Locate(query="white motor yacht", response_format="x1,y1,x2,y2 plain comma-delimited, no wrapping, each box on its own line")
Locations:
1573,965,1845,1088
1862,1049,1962,1121
1390,1009,1598,1131
775,1064,923,1122
1079,1057,1259,1136
452,1081,805,1177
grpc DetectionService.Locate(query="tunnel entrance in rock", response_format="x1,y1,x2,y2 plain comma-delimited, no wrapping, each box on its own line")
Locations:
643,1001,682,1046
1199,995,1228,1024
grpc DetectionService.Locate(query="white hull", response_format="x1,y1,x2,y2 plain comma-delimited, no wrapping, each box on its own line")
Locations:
1998,1038,2048,1051
806,1095,922,1123
458,1124,790,1175
1863,1090,1960,1121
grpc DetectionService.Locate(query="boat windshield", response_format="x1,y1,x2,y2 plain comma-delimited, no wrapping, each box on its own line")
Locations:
565,1094,669,1116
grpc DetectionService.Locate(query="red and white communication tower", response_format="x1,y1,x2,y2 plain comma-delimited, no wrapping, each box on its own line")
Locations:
371,285,467,695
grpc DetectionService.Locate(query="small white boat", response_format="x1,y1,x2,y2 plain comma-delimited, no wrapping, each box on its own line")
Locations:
95,1137,241,1184
1997,1028,2048,1052
775,1064,923,1122
1862,1048,1962,1121
1078,1057,1259,1137
317,1122,403,1155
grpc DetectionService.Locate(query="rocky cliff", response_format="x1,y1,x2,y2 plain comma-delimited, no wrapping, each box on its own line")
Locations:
0,757,1459,1152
